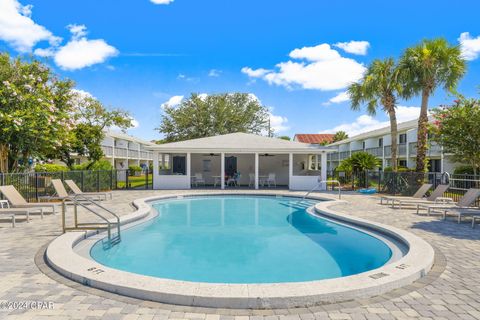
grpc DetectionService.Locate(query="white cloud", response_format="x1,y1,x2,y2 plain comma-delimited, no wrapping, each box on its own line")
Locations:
130,118,139,128
334,40,370,55
161,95,184,109
52,25,118,70
242,43,366,91
241,67,270,77
320,106,421,136
459,32,480,61
208,69,221,77
324,91,350,105
150,0,173,4
289,44,340,61
269,112,289,133
0,0,60,52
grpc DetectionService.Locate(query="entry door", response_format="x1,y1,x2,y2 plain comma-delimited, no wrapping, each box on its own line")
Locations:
172,156,186,175
225,156,237,176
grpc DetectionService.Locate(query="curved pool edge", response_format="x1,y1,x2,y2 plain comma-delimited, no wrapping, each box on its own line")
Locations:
45,191,435,309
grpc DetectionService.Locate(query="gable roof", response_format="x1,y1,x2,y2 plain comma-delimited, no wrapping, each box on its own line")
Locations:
148,133,333,153
294,134,335,144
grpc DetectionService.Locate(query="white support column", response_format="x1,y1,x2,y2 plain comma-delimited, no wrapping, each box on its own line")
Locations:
288,153,293,190
186,153,191,189
321,152,327,190
221,152,225,190
152,151,159,189
254,153,259,190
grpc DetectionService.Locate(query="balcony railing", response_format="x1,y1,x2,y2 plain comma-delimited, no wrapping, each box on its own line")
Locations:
365,147,383,157
101,145,113,156
384,144,407,157
115,147,127,157
129,149,139,158
327,152,339,161
409,142,442,156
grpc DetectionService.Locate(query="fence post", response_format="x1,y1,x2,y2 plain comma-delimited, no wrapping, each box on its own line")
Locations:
145,170,149,190
35,172,39,202
125,170,129,189
378,170,381,191
61,170,64,182
393,172,396,195
365,170,369,188
81,171,85,191
97,170,100,192
110,169,114,191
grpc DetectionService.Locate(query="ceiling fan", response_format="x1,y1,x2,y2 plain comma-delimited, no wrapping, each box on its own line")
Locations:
259,153,275,157
202,153,220,157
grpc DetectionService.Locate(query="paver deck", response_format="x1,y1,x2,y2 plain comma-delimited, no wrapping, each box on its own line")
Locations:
1,190,479,320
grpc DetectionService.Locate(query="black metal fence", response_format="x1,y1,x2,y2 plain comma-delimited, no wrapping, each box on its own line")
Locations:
327,170,480,205
0,169,153,202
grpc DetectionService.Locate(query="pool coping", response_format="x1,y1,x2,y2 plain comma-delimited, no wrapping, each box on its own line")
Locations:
45,191,435,309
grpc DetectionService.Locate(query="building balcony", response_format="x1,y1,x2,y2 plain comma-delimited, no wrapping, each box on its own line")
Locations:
339,151,350,160
115,147,128,157
365,147,383,157
101,145,113,156
129,149,139,158
384,144,407,158
409,142,442,156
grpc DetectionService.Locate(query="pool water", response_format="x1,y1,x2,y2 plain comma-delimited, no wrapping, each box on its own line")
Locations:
90,196,393,283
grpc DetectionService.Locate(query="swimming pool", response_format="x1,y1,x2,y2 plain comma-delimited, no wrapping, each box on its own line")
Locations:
90,195,394,284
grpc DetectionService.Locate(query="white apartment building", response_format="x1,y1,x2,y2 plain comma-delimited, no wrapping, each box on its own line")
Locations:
326,118,461,173
97,131,156,170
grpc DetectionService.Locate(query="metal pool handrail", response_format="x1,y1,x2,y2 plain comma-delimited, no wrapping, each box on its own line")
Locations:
301,178,342,201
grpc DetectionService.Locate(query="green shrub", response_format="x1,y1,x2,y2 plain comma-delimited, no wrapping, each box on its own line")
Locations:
34,163,69,172
73,159,113,171
128,165,142,176
453,165,474,175
383,166,413,172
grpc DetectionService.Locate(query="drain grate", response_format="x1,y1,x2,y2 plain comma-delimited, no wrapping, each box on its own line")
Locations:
369,272,389,279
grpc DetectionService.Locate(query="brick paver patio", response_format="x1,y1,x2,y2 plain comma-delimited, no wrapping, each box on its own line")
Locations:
1,190,479,320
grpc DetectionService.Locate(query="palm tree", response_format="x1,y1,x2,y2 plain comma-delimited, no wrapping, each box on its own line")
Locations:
348,58,402,171
333,131,348,142
398,38,466,172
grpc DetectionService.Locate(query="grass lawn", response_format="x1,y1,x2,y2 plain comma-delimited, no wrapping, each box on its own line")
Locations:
117,174,152,189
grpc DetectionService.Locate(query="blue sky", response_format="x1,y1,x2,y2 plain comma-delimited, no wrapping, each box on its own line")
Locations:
1,0,480,140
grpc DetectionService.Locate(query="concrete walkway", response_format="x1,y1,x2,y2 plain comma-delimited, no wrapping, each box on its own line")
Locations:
0,190,479,320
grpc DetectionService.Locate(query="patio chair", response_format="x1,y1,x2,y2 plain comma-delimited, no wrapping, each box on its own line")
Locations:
248,173,255,187
0,208,31,227
437,207,480,227
227,173,241,187
0,185,55,217
380,183,432,205
266,173,276,188
416,188,480,216
192,173,206,187
49,179,71,200
391,184,451,209
64,180,113,201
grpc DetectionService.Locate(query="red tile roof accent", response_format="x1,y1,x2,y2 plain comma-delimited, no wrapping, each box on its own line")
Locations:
294,134,335,144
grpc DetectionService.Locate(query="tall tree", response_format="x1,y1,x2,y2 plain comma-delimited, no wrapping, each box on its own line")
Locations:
348,58,402,171
158,93,270,142
333,131,348,142
0,53,75,172
53,91,133,169
430,96,480,174
399,38,466,172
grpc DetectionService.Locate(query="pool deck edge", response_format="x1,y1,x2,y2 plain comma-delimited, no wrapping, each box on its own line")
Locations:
45,191,435,309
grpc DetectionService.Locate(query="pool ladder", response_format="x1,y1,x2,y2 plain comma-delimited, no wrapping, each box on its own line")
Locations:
301,179,342,201
61,194,121,248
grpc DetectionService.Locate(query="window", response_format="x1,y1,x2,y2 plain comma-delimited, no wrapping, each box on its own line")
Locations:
399,134,407,144
379,138,383,147
399,160,407,167
362,141,366,149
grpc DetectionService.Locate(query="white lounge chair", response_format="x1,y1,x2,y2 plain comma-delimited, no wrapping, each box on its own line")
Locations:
0,185,55,217
192,173,206,187
0,208,31,227
380,183,432,205
416,188,480,216
64,180,113,201
50,179,71,200
391,184,451,209
438,207,480,227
